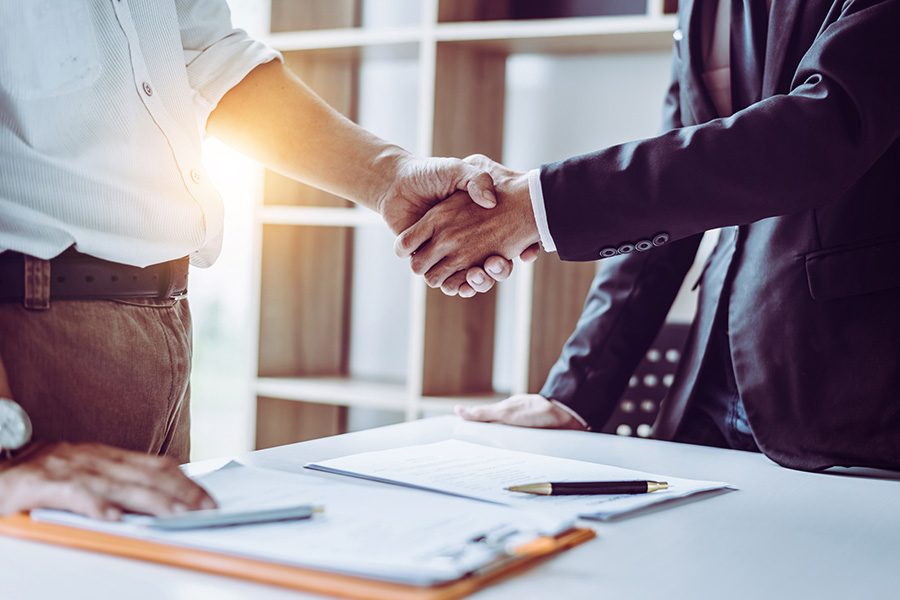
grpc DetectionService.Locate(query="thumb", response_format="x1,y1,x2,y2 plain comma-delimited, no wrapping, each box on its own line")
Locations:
456,162,497,209
519,243,541,263
455,403,502,422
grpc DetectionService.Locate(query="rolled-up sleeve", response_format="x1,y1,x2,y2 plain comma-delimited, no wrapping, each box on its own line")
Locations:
176,0,282,132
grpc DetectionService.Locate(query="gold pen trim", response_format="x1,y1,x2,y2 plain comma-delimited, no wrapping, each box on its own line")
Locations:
505,483,553,495
647,481,669,493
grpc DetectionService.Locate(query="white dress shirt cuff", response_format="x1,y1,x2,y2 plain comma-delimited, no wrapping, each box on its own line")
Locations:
527,168,557,253
549,400,592,431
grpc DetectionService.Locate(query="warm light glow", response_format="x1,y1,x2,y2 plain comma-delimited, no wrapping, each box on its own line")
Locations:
188,139,263,460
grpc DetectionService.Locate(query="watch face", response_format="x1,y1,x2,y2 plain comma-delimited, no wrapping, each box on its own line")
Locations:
0,398,32,451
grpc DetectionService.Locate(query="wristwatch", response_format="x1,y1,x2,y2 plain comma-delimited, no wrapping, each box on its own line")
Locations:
0,398,32,459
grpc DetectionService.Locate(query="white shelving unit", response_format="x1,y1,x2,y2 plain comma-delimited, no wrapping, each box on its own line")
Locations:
251,0,679,448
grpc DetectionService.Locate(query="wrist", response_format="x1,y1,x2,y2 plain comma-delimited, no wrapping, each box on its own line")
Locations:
548,399,591,431
526,168,557,253
508,173,541,248
368,145,412,214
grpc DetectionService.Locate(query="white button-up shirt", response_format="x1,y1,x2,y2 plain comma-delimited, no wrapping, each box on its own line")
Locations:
0,0,279,267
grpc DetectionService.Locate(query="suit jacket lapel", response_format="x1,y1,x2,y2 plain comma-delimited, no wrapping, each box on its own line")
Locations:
762,0,807,95
681,0,719,124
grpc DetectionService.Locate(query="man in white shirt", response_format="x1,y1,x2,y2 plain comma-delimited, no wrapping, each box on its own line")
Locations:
0,1,501,518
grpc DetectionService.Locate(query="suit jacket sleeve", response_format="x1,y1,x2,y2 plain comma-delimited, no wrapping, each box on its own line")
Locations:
540,0,900,261
541,42,702,429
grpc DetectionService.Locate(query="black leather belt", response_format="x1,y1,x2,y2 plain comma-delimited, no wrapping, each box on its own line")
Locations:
0,248,189,302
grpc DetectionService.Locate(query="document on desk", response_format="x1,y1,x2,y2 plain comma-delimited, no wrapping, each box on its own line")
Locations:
31,461,574,586
307,440,732,521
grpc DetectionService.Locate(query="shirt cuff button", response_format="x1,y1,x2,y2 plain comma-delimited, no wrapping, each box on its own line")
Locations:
617,243,635,254
599,247,618,258
635,240,653,251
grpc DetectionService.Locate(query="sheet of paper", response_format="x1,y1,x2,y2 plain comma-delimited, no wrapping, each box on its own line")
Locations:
32,462,574,586
308,440,732,520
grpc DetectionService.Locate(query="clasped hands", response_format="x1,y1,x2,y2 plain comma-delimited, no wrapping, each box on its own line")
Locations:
377,154,541,297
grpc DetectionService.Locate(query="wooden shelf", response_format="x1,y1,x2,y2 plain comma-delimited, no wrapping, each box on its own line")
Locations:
265,27,422,51
435,16,677,53
255,376,505,415
420,393,506,413
259,206,382,227
264,16,677,54
253,0,679,449
256,377,407,412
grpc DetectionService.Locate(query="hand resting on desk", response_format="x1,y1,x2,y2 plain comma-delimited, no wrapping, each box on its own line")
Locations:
0,443,216,521
456,394,589,431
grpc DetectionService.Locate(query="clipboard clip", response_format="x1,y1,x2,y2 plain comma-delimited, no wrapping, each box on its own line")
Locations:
432,524,558,577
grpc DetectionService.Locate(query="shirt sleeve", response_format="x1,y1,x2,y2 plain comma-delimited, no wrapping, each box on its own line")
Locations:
527,168,557,253
176,0,283,133
549,400,592,431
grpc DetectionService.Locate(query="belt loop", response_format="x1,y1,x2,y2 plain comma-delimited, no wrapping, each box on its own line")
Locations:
23,256,51,310
161,261,177,298
163,258,188,300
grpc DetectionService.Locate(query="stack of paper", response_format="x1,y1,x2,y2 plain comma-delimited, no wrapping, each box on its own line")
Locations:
307,440,731,521
30,439,732,588
32,461,574,586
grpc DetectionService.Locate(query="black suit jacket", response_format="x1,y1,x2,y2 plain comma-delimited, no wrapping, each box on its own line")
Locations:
539,0,900,471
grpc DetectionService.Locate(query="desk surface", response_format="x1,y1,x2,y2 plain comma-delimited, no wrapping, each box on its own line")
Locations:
5,416,899,599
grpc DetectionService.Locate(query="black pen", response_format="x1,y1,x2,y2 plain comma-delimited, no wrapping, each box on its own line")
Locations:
505,481,669,495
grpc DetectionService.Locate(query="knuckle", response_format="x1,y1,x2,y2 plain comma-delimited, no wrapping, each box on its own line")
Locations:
61,481,93,501
154,456,179,471
43,455,68,473
410,256,426,275
496,407,516,422
441,279,461,294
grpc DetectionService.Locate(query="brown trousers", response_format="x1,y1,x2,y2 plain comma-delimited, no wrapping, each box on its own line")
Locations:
0,290,192,463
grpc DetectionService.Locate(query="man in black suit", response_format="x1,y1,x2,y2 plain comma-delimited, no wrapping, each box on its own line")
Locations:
395,0,900,471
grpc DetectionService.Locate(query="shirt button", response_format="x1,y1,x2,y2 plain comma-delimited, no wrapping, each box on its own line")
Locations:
599,247,618,258
635,240,654,252
617,243,635,255
142,81,153,97
652,232,670,247
190,169,202,184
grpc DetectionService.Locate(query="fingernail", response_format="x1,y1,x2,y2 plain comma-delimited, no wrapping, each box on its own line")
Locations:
202,497,217,510
105,507,122,521
472,273,484,284
488,263,503,274
483,189,497,206
172,503,188,514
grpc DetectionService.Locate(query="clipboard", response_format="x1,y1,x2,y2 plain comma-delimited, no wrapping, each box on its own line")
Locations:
0,512,595,600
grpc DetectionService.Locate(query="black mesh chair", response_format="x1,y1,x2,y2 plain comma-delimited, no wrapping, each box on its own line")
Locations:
601,323,691,438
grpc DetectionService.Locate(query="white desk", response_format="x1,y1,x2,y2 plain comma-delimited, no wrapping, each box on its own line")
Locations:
5,416,899,599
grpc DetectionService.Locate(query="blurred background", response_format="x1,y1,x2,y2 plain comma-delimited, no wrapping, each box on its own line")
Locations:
189,0,712,460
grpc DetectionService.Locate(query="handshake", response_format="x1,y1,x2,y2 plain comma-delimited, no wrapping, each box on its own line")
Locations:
375,153,543,297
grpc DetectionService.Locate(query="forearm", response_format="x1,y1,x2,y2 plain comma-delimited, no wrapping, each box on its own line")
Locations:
542,235,701,429
208,60,404,211
542,1,900,260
